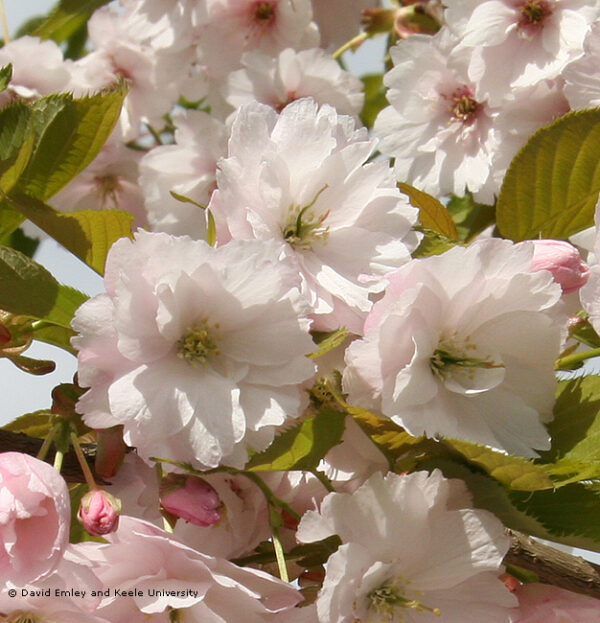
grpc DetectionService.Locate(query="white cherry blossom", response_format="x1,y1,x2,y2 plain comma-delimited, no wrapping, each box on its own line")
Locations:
224,48,364,118
297,470,518,623
73,231,316,470
444,0,599,105
343,239,566,457
209,98,420,333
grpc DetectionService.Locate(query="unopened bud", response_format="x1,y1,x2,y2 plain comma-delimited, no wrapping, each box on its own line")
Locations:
78,489,121,536
531,240,590,294
160,475,221,527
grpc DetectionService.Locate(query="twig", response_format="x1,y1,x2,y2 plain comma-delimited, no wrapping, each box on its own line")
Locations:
506,529,600,599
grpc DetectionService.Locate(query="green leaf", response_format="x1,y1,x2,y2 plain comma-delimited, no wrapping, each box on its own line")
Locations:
360,74,388,129
21,86,127,201
422,458,600,552
308,328,349,359
2,410,53,438
497,109,600,241
32,0,111,43
5,194,133,275
510,483,600,549
246,409,346,471
398,182,458,239
569,313,600,349
539,376,600,483
443,438,554,491
0,245,87,327
6,227,40,258
446,192,496,242
0,64,12,92
411,226,458,258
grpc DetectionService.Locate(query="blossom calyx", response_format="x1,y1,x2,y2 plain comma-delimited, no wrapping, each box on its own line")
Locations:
160,474,222,527
530,239,590,294
78,489,121,536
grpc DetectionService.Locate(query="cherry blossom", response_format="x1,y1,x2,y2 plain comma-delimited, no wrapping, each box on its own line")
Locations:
209,98,420,333
297,470,518,623
444,0,598,105
343,239,566,457
72,231,316,470
224,48,364,117
0,452,70,587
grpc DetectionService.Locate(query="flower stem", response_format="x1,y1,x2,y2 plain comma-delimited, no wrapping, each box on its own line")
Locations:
53,449,64,472
269,509,290,583
555,347,600,370
333,32,369,59
37,423,59,461
0,0,9,44
70,432,97,490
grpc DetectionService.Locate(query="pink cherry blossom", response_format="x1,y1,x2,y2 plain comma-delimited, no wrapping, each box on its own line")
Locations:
79,516,302,622
0,452,70,587
531,239,589,293
160,476,222,527
515,583,600,622
79,490,121,536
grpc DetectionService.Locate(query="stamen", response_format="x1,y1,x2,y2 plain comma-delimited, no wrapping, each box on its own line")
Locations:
177,319,220,367
282,185,330,249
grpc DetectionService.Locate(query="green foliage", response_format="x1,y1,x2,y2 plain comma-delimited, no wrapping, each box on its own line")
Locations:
411,227,458,258
497,108,600,241
424,458,600,552
398,182,458,239
0,245,87,353
21,87,127,200
7,227,40,258
0,64,12,92
443,439,554,491
535,375,600,485
246,409,346,471
0,86,129,271
308,328,349,359
2,410,53,438
32,0,111,43
446,192,496,242
569,313,600,349
7,194,133,275
360,74,387,128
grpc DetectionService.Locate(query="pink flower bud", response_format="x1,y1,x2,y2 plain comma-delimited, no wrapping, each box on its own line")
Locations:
78,489,121,536
160,476,222,527
531,240,590,294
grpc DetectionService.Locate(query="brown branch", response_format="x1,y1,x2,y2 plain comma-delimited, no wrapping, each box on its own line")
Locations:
0,428,99,483
505,529,600,600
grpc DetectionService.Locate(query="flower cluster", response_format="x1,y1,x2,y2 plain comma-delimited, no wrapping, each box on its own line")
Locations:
3,0,600,621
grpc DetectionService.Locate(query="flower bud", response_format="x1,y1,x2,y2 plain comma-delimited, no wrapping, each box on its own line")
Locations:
78,489,121,536
531,239,590,294
160,475,221,527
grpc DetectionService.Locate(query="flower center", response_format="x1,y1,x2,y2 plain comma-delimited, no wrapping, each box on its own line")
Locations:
282,185,329,250
176,320,220,367
428,335,505,395
446,86,481,125
518,0,553,35
253,1,276,24
368,579,441,621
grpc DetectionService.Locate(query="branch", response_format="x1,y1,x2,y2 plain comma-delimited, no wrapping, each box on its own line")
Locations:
506,529,600,600
0,428,101,483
